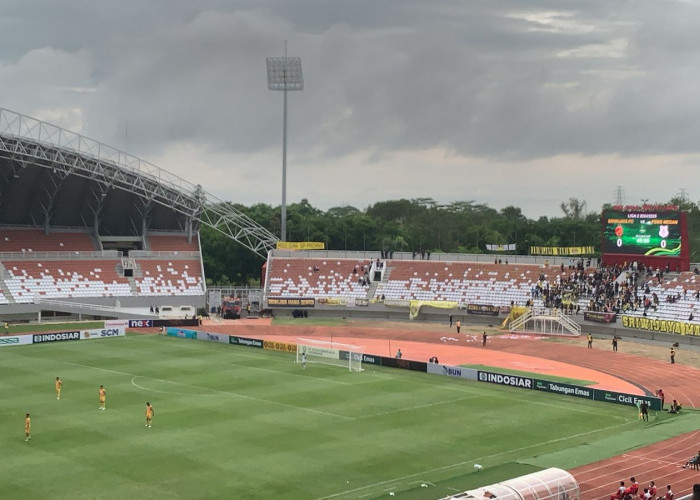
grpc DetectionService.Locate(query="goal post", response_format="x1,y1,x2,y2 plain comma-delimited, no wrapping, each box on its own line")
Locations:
296,338,365,372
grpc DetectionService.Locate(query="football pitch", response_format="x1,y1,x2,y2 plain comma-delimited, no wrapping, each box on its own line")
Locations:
0,333,692,499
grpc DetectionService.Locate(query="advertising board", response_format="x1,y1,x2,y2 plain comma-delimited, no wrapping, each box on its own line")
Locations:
0,335,33,347
196,331,230,344
80,327,126,340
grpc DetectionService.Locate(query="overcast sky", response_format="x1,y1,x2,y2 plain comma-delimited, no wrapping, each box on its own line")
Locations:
1,0,699,219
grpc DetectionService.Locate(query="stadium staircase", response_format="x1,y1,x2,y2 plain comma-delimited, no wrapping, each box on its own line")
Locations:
118,260,140,295
509,307,581,336
0,261,14,303
366,280,380,301
371,262,393,300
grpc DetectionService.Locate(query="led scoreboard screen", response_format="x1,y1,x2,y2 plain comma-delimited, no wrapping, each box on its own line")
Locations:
603,210,681,256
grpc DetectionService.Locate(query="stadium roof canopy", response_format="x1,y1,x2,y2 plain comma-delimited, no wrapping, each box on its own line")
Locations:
0,108,277,258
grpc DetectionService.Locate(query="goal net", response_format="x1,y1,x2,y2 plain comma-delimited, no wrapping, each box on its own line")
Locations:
296,338,365,372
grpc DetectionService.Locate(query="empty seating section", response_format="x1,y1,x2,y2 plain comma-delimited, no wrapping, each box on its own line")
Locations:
375,262,548,306
267,258,371,298
135,260,204,296
148,235,199,252
3,260,131,303
0,229,95,252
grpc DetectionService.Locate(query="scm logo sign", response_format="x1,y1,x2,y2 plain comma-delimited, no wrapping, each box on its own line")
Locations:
0,337,19,345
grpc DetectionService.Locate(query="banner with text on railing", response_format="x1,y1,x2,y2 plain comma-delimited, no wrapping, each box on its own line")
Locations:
276,241,325,250
529,246,595,256
486,243,516,252
621,315,700,336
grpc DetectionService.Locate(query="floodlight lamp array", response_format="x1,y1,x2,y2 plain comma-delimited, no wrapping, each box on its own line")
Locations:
266,57,304,91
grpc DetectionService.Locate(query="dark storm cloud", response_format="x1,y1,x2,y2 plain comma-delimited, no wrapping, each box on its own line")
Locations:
1,0,699,216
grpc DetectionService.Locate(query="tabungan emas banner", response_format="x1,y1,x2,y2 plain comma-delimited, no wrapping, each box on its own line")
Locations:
276,241,325,250
529,246,595,256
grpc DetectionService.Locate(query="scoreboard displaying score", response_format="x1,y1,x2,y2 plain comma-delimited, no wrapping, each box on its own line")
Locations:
603,210,682,256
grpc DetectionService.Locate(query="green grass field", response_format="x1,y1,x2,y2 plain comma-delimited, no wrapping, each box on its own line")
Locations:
1,333,698,500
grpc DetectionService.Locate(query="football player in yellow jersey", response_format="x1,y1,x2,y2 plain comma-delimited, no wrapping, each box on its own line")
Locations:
145,402,154,428
98,385,106,410
25,413,31,441
55,377,62,400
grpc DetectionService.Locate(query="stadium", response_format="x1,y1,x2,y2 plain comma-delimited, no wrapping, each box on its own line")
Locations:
2,108,700,499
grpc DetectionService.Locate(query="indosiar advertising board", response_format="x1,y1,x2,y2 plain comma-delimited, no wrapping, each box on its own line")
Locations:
33,331,81,344
477,371,533,389
81,326,126,340
196,331,230,344
0,335,33,347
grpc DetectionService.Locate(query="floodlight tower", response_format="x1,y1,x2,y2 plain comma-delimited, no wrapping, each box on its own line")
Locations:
267,42,304,242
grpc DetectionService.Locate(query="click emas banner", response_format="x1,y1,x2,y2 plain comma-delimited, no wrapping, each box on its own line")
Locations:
80,326,126,340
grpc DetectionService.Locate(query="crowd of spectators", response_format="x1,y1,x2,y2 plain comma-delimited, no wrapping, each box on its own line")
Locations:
527,260,690,317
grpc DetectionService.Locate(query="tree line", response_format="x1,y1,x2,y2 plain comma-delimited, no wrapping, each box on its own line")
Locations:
201,195,700,286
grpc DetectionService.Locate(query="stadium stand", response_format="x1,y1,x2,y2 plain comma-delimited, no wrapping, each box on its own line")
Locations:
374,261,544,306
148,234,199,252
266,258,371,299
0,229,205,304
135,260,204,296
3,260,131,303
0,228,95,252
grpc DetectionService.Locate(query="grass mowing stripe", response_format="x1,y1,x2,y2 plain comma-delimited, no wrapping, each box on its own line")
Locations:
0,335,664,499
355,395,480,420
64,361,354,420
315,421,634,500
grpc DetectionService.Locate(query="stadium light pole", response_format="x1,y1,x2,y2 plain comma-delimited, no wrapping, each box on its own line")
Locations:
267,42,304,242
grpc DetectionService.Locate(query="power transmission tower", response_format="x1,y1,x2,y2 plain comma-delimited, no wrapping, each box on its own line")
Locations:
614,185,625,205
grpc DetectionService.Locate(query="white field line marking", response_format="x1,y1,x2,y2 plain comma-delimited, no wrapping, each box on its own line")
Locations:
64,361,352,421
157,340,394,385
315,421,634,500
355,396,479,420
130,377,203,396
223,351,395,385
